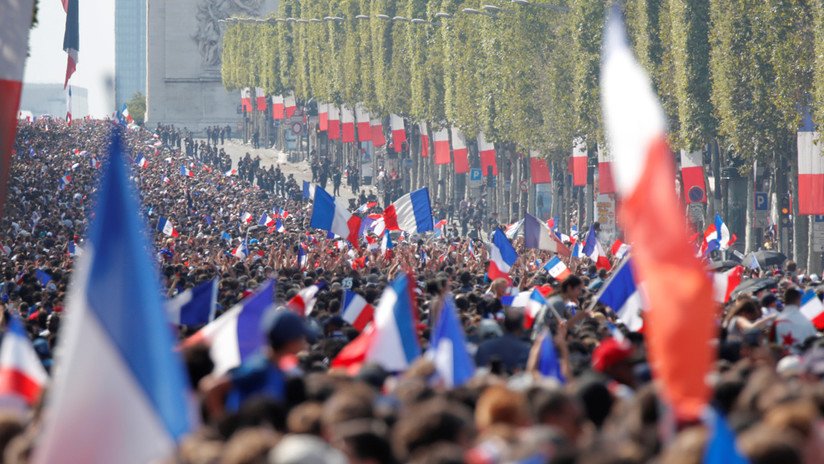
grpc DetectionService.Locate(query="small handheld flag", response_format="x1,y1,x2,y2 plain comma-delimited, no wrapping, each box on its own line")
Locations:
430,296,475,387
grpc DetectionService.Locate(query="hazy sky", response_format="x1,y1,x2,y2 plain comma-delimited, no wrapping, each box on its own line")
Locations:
24,0,115,117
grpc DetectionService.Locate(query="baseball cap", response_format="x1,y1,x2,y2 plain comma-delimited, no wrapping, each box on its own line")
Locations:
592,338,634,372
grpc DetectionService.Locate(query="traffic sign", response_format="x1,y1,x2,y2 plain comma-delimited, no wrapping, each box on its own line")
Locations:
754,191,769,228
291,122,303,135
470,168,482,181
755,192,768,211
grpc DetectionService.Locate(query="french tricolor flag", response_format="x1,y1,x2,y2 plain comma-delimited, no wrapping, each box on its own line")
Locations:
680,149,707,204
284,91,296,118
0,317,48,409
340,290,374,331
318,102,328,131
595,258,644,332
225,168,236,177
273,218,285,233
181,281,274,376
310,186,361,247
433,127,450,165
800,289,824,330
34,130,193,463
523,213,570,256
62,0,79,88
371,118,386,147
430,296,475,387
488,229,518,282
327,105,341,140
156,217,179,237
254,87,266,111
611,239,631,260
581,224,611,270
602,7,715,421
543,256,572,282
572,138,588,187
383,187,434,234
179,165,193,177
136,155,148,168
700,213,735,255
390,114,406,152
798,111,824,214
356,104,371,142
258,213,275,227
451,127,469,174
271,95,285,120
1,0,35,217
420,122,430,157
232,240,248,259
712,265,744,304
166,279,218,327
341,105,355,143
524,289,547,329
597,144,615,194
478,132,497,175
287,282,324,317
241,212,253,224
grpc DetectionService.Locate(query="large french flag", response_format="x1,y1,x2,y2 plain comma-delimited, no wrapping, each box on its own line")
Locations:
0,317,48,409
62,0,79,88
181,281,274,376
272,95,285,120
318,102,328,131
310,186,361,247
341,290,375,331
581,224,611,270
166,279,219,327
595,258,644,332
523,213,570,256
383,187,434,234
328,105,341,140
366,273,421,371
572,138,588,187
488,229,518,282
341,105,355,143
0,0,35,220
433,127,451,165
420,122,430,158
254,87,266,111
478,132,497,176
240,88,252,112
712,265,743,304
597,145,615,194
370,118,386,147
430,297,475,387
451,127,469,174
602,7,715,421
798,112,824,214
356,104,371,141
34,130,192,464
680,150,707,204
390,114,406,152
284,91,296,118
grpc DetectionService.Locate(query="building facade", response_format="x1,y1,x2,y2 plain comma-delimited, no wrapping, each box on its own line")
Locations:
115,0,147,109
20,84,88,119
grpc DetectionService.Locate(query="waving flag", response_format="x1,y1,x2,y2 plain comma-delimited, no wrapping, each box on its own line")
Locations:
120,104,133,124
271,95,285,120
488,229,518,283
701,213,735,254
524,289,547,329
704,410,749,464
287,283,324,317
302,181,315,200
67,241,82,257
356,104,371,141
166,279,218,327
240,212,253,224
420,122,430,157
712,265,744,304
181,281,274,376
430,297,475,387
572,138,587,187
478,132,497,176
390,114,406,152
800,289,824,330
383,187,434,234
273,218,285,233
62,0,79,88
530,151,552,184
341,105,355,143
231,239,248,259
595,258,644,332
59,173,71,190
258,213,275,228
451,127,469,174
544,256,572,282
0,317,48,408
433,128,450,165
179,165,193,177
610,239,631,260
370,118,386,147
581,224,611,270
310,186,362,247
340,290,374,331
135,155,148,168
365,273,421,371
381,231,394,258
798,111,824,214
156,217,179,237
602,7,715,420
34,130,192,464
680,150,707,204
537,330,565,383
505,219,524,239
523,213,571,256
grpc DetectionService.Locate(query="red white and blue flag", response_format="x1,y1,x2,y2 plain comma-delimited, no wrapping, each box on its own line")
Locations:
156,217,179,237
340,290,374,331
0,317,48,408
488,229,518,283
258,213,275,228
287,282,324,317
179,165,193,177
62,0,79,88
523,213,570,256
700,213,735,255
136,155,148,169
712,265,744,304
581,224,611,270
240,212,253,224
543,256,572,282
310,186,361,247
383,187,434,234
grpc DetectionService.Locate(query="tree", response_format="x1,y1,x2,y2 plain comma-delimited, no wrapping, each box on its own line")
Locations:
127,92,146,125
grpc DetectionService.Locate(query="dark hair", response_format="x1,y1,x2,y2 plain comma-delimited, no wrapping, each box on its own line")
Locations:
561,275,583,293
784,287,802,306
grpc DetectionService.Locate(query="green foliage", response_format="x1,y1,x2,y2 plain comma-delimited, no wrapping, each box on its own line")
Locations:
816,0,824,127
127,92,146,125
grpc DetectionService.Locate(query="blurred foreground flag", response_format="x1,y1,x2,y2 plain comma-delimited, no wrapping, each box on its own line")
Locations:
34,130,192,464
430,297,475,387
166,278,219,327
601,7,715,420
0,0,36,220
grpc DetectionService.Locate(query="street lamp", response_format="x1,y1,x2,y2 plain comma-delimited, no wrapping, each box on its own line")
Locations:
392,16,409,22
355,14,369,20
434,12,453,19
462,8,492,16
410,18,428,24
375,14,390,20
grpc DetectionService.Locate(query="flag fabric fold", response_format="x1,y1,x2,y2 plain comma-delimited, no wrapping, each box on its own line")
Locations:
523,213,570,256
166,279,219,327
0,317,48,408
310,186,361,247
430,296,475,387
488,229,518,283
382,187,434,234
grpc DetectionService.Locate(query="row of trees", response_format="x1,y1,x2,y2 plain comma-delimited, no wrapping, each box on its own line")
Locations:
222,0,824,161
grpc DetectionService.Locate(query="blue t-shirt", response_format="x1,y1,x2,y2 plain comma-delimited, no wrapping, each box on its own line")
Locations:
226,354,285,412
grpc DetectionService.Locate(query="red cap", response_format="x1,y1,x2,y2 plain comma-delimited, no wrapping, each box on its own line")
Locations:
592,338,633,372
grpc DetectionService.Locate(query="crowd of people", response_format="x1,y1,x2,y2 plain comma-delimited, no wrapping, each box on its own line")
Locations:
1,118,824,463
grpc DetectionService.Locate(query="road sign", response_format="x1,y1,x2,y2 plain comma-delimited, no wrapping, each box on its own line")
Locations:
755,192,768,210
754,191,770,228
291,122,303,135
470,168,482,181
814,215,824,252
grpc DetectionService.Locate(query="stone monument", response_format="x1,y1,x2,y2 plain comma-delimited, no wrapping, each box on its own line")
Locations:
146,0,278,132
